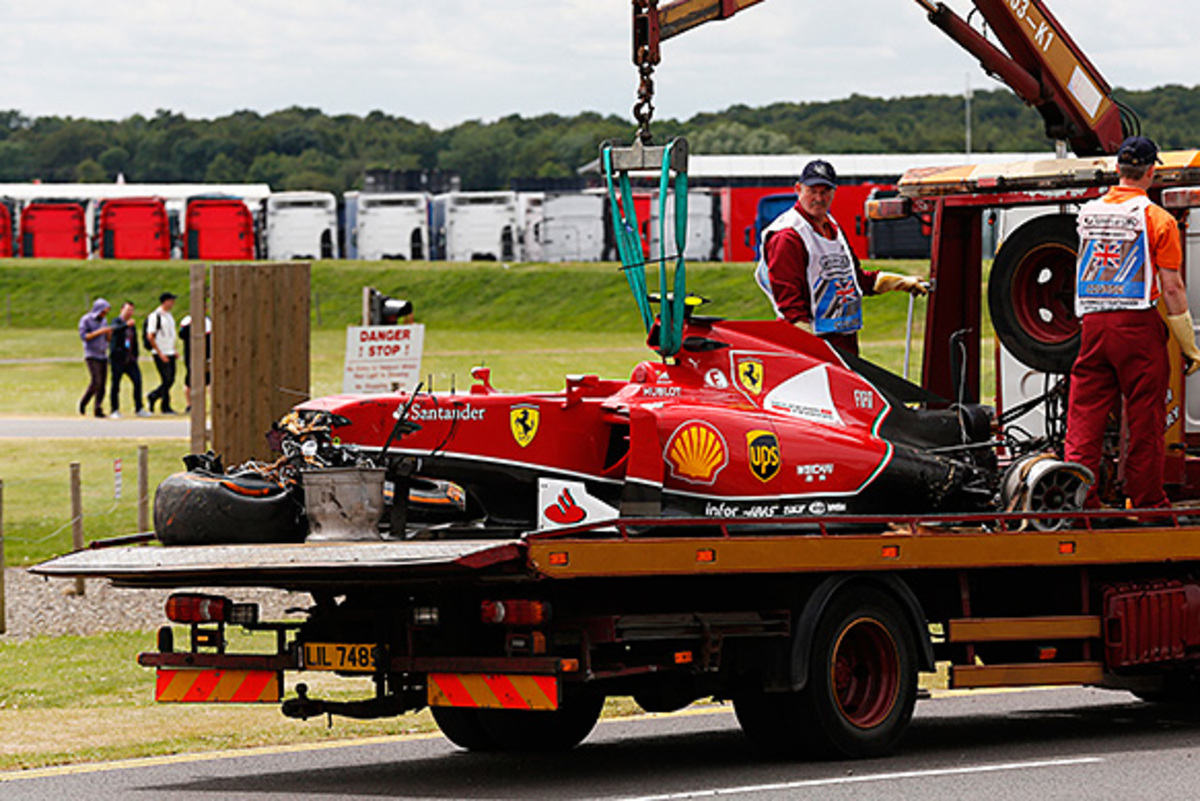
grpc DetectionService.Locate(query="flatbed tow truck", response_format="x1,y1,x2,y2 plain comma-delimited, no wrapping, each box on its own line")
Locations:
31,1,1200,760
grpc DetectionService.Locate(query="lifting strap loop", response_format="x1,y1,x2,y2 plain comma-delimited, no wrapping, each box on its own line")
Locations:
601,137,689,358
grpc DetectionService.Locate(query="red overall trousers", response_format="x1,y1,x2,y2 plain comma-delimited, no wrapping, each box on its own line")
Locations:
1064,307,1169,509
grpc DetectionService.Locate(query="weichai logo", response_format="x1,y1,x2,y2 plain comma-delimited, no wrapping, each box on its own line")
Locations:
746,430,780,482
664,421,728,485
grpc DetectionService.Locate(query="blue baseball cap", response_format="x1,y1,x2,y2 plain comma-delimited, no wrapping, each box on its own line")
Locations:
799,159,837,188
1117,135,1162,166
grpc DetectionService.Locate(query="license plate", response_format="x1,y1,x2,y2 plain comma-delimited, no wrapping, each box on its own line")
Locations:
303,642,378,672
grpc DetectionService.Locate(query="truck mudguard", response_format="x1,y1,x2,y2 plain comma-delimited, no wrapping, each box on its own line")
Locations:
789,573,935,692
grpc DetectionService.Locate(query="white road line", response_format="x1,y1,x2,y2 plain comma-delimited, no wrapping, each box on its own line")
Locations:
619,757,1104,800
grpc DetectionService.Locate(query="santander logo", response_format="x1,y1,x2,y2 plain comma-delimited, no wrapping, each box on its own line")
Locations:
544,487,587,525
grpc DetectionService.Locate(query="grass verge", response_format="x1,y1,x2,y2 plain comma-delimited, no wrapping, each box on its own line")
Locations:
0,439,186,566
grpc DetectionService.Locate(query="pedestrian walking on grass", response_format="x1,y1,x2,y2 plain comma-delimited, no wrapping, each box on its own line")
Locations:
146,291,178,414
109,300,149,419
77,297,112,418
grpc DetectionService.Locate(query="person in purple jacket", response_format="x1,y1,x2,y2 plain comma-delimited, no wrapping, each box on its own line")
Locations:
78,298,112,418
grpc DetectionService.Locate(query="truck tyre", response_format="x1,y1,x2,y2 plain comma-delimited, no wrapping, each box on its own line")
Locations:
476,692,604,752
988,213,1080,375
431,707,499,751
734,586,918,759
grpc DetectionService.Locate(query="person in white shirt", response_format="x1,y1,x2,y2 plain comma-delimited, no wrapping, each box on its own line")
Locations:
146,291,179,414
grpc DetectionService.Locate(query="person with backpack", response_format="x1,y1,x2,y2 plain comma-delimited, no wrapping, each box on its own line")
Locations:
145,291,178,414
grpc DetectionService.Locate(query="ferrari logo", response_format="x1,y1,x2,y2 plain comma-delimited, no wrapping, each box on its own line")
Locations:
510,404,540,448
746,430,781,483
737,358,763,395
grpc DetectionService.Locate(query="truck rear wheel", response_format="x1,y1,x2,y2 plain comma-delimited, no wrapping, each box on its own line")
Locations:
988,213,1080,375
431,706,498,751
475,692,605,752
734,586,918,759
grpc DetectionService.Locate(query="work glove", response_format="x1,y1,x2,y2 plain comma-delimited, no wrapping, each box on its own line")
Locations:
1167,311,1200,375
874,272,929,296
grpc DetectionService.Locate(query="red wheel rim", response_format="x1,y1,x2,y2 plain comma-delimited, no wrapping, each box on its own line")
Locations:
831,616,900,729
1009,243,1079,346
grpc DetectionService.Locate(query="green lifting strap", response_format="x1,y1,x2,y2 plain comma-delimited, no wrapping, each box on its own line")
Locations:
656,140,688,358
601,144,654,335
601,137,690,358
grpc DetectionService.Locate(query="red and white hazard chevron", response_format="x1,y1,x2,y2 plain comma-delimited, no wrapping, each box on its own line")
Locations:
155,669,281,703
427,672,559,710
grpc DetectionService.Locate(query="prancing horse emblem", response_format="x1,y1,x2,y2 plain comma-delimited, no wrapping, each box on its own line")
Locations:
510,403,540,448
737,358,764,396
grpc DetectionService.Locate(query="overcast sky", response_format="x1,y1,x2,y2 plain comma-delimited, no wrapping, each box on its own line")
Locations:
1,1,1195,129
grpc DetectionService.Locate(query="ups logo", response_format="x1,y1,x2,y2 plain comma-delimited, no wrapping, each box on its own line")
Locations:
746,430,780,482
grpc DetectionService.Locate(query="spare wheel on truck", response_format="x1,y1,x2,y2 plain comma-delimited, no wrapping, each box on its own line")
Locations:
988,213,1080,375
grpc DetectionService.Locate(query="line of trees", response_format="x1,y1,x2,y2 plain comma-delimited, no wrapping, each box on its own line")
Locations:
1,85,1197,192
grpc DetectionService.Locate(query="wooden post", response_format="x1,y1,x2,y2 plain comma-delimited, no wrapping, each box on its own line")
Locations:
190,263,207,455
362,285,372,326
0,478,6,634
212,263,311,464
138,444,150,534
69,462,84,596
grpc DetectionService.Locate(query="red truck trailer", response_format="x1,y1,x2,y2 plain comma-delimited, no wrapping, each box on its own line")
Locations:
0,200,12,257
98,197,170,260
186,196,256,260
20,201,88,259
723,183,886,262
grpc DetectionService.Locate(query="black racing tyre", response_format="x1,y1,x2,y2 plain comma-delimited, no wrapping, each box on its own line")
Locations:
431,706,499,751
734,586,918,760
154,470,305,545
475,692,604,752
988,213,1080,374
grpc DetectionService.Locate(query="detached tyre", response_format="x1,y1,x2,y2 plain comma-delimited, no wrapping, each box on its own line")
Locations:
154,471,305,545
988,214,1080,374
734,586,918,759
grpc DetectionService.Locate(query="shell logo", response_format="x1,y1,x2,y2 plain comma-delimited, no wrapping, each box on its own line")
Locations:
664,421,728,485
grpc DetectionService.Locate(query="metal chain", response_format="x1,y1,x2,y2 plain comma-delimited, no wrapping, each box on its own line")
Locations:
632,0,658,145
634,57,656,145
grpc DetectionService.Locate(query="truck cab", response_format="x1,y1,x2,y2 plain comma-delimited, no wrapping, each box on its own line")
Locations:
264,191,338,261
352,192,430,261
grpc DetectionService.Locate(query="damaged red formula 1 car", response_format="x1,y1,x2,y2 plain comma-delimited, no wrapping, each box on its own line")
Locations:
304,313,1052,533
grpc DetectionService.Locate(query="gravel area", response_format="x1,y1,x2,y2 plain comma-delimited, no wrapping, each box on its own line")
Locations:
1,567,310,642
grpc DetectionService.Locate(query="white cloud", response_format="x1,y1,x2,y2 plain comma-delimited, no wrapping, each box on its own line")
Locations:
0,1,1195,127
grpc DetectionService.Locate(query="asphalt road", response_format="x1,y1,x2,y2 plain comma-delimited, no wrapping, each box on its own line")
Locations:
0,416,190,438
6,687,1200,800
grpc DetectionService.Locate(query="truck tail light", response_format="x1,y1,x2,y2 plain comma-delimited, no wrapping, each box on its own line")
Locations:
166,593,229,623
165,593,259,625
866,197,911,221
481,599,550,626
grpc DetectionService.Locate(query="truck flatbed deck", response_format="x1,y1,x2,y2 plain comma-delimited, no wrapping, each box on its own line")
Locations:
34,510,1200,587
